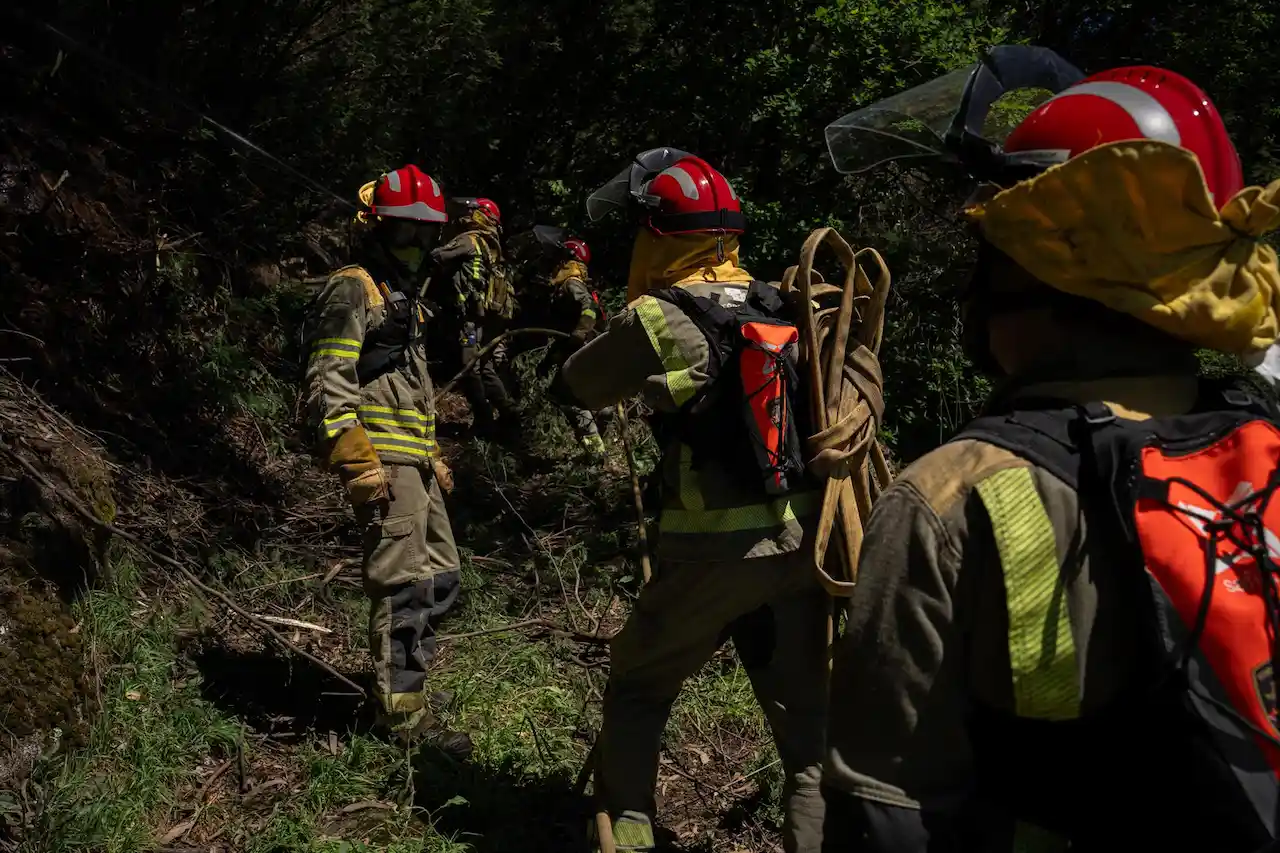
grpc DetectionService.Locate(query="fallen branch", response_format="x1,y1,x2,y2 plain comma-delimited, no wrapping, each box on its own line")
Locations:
0,438,366,698
195,759,234,803
337,800,396,815
251,614,332,634
433,327,571,400
437,617,613,645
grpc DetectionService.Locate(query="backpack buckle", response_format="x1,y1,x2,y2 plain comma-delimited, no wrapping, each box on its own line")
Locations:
1082,402,1116,425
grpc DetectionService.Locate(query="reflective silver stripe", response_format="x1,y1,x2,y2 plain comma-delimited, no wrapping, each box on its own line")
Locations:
662,165,701,200
1047,81,1181,145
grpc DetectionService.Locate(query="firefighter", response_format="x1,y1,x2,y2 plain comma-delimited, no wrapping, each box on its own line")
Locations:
819,47,1280,851
431,196,518,441
302,165,469,753
520,225,608,457
563,149,827,853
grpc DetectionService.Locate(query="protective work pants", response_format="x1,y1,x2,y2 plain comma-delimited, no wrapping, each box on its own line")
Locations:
543,341,604,454
565,404,604,454
595,552,828,852
355,464,460,713
459,318,516,436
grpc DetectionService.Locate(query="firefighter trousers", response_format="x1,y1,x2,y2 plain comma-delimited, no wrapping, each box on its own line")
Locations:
356,464,460,713
595,550,828,852
459,318,515,434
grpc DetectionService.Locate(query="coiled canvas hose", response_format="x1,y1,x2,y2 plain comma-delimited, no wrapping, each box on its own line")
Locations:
782,227,893,598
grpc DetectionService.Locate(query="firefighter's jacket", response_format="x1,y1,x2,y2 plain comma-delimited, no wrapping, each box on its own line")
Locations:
563,275,818,562
432,228,514,320
544,261,603,341
304,264,438,466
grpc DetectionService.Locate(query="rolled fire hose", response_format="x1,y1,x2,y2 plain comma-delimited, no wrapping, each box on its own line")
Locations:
782,227,893,597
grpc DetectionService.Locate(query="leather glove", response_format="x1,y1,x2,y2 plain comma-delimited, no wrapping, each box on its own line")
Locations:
432,458,454,493
328,425,389,508
345,466,390,507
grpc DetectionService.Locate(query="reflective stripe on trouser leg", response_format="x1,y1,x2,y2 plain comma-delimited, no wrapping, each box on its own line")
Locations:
974,466,1079,853
597,553,819,849
360,465,459,713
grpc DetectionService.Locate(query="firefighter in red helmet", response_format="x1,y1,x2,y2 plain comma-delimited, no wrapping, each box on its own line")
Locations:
819,47,1280,851
302,165,469,753
511,225,609,457
563,149,827,852
431,195,519,442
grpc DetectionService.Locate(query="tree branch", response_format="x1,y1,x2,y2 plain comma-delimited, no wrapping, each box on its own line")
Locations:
433,327,571,400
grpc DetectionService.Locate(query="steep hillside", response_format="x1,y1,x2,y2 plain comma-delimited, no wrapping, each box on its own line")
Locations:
3,0,1280,851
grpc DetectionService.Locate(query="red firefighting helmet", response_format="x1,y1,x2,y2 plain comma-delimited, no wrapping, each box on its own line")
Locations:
476,198,501,223
369,165,448,223
587,147,746,235
1004,66,1243,207
563,237,590,264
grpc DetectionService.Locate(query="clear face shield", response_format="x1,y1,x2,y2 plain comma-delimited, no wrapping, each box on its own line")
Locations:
585,147,695,223
823,45,1084,180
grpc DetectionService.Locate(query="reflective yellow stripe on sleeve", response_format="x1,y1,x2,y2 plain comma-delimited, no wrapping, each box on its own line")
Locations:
582,308,597,320
974,466,1079,720
633,297,696,407
975,466,1075,853
312,337,361,359
322,413,358,438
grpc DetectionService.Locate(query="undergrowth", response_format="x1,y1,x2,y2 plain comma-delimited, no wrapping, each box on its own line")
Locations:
9,354,786,853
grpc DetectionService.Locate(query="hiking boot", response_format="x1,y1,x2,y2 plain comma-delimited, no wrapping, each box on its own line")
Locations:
425,728,475,761
377,708,474,757
426,690,454,712
376,706,439,747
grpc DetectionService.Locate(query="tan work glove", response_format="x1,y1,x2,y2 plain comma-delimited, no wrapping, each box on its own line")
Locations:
432,458,454,493
328,426,390,508
345,466,390,506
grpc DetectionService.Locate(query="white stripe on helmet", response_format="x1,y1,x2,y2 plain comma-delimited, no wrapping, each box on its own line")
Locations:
726,180,738,201
386,169,403,192
1047,81,1182,145
375,201,448,222
662,165,701,201
428,176,440,197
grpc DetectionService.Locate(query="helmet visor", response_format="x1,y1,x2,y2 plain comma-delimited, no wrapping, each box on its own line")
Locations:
586,147,694,221
533,224,567,250
825,64,976,175
825,46,1084,175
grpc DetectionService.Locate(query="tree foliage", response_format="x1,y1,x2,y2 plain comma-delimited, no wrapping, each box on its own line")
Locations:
7,0,1280,460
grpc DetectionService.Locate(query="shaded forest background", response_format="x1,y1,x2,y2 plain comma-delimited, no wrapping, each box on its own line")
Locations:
5,0,1278,464
2,1,1280,851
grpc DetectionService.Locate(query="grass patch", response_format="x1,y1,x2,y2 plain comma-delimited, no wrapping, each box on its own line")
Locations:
10,399,784,852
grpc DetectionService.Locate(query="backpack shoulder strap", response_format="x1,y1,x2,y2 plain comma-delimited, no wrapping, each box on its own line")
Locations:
647,287,738,358
951,405,1088,490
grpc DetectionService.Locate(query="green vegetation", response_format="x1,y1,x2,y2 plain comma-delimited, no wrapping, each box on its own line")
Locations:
8,397,788,851
3,0,1280,850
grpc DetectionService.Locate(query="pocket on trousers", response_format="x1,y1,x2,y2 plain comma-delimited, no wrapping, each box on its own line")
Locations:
363,515,419,594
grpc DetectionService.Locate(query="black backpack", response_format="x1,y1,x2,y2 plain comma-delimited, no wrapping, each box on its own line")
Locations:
952,384,1280,851
649,280,811,497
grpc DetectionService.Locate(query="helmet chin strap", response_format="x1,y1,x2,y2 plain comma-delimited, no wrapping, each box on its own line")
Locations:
716,235,726,264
